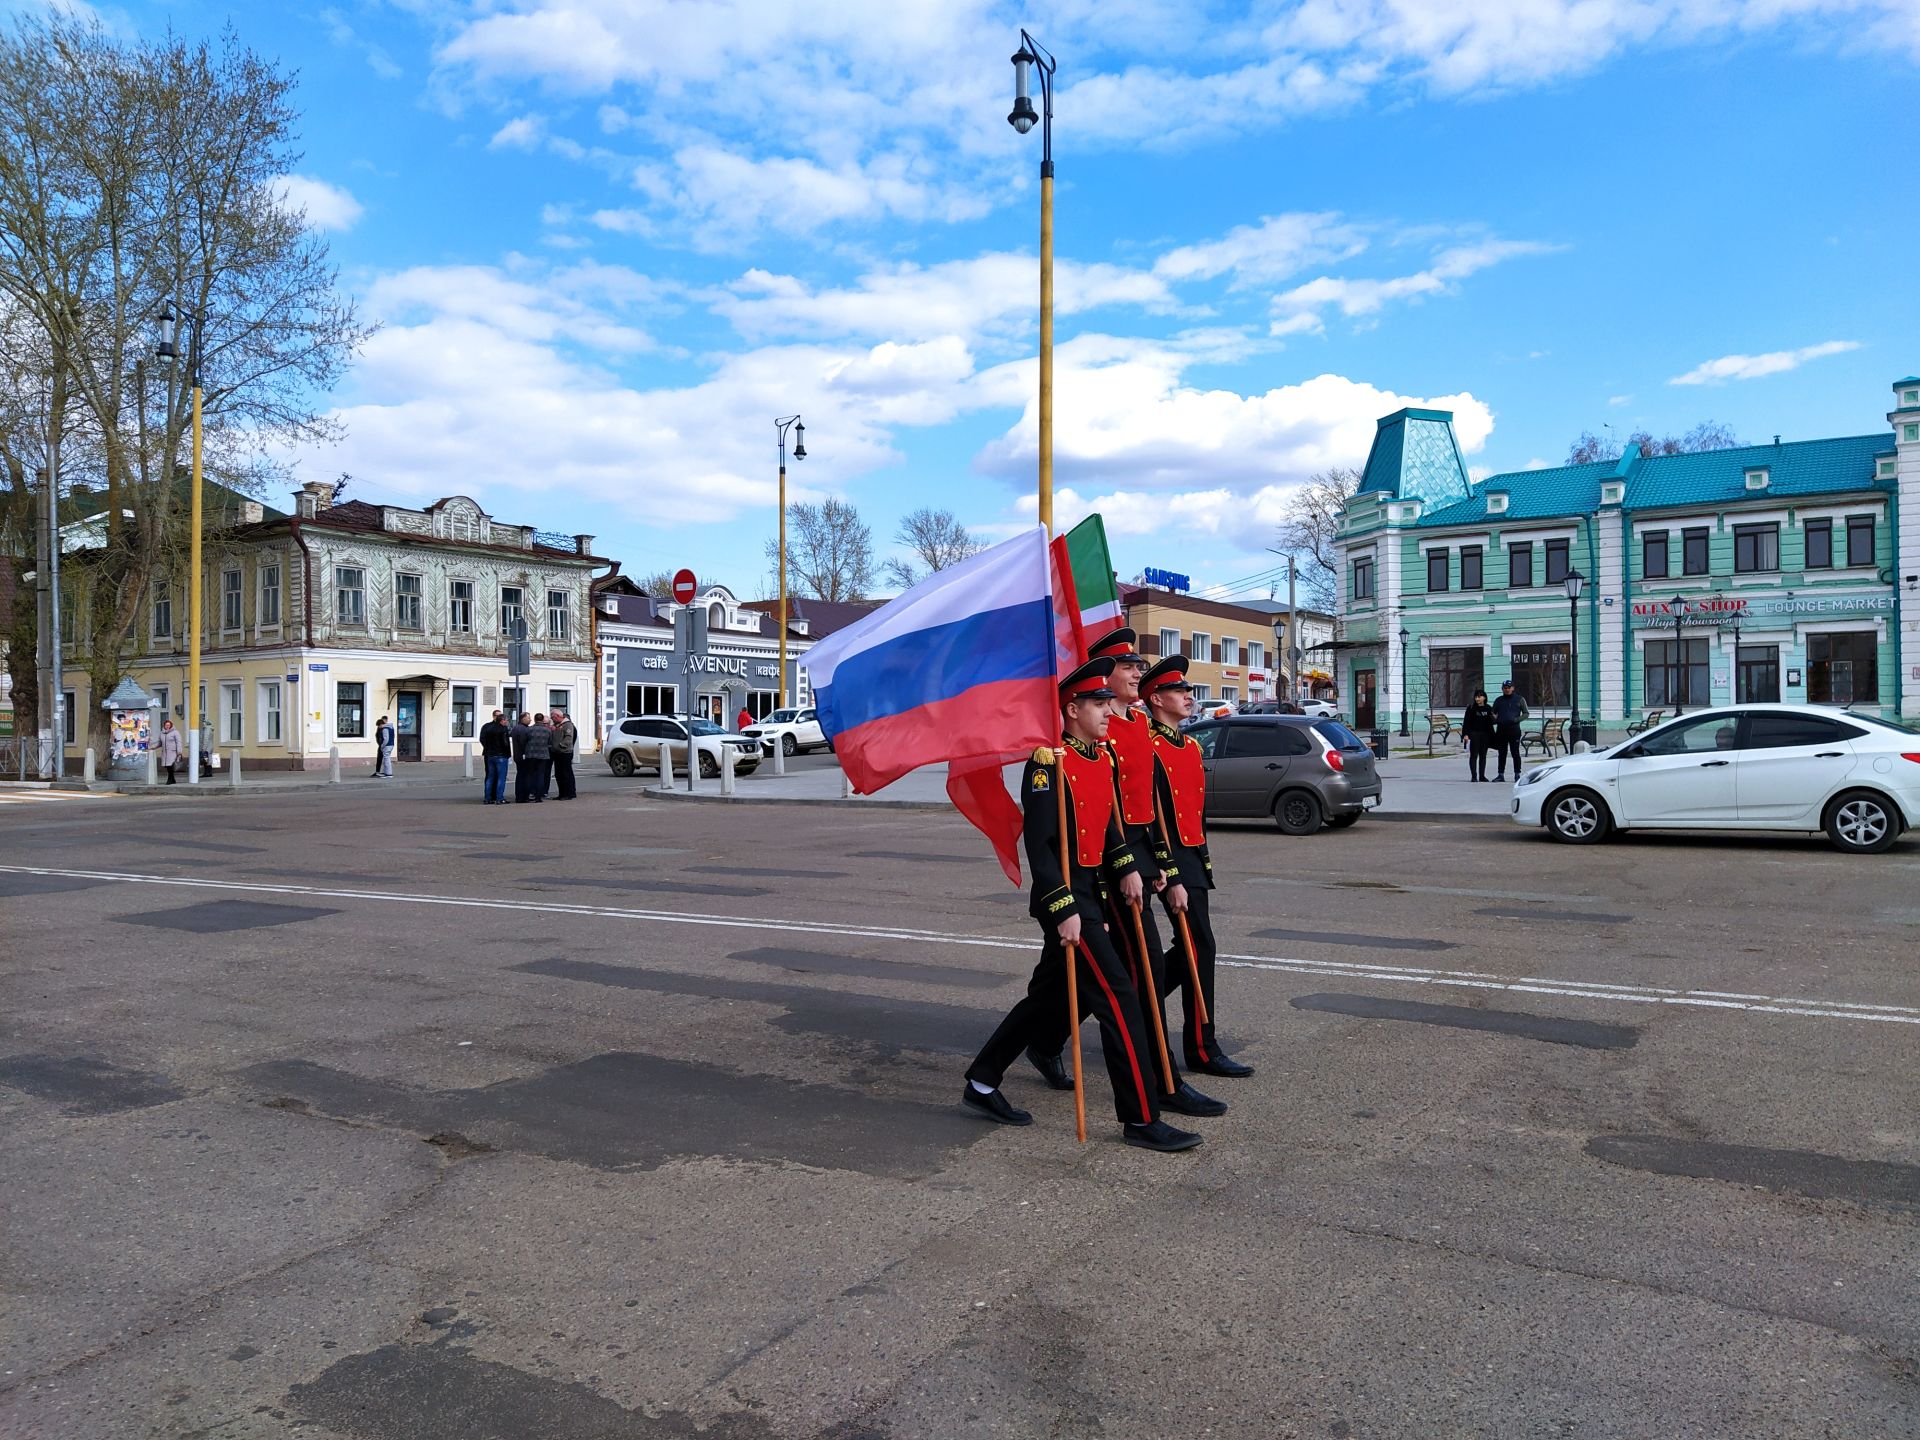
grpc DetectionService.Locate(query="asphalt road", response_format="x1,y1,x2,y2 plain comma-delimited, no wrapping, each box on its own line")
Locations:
2,771,1917,1439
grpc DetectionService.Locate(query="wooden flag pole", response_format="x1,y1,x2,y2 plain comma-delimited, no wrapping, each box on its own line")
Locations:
1155,810,1210,1027
1050,746,1088,1143
1130,899,1177,1095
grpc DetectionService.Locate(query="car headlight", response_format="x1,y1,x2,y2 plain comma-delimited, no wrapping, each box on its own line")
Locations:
1520,764,1560,786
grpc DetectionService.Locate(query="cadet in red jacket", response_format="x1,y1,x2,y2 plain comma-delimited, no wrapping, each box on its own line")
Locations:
961,656,1202,1153
1025,628,1228,1118
1141,654,1254,1078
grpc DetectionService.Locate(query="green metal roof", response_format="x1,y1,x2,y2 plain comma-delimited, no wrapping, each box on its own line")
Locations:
1416,460,1612,527
1360,408,1473,508
1623,434,1889,509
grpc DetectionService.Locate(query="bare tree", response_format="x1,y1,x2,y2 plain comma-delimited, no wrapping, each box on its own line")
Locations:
0,14,368,750
763,498,875,603
1568,421,1740,465
882,507,980,588
1275,466,1361,612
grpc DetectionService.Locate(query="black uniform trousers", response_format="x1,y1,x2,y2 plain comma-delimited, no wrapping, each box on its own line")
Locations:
1157,884,1220,1068
966,909,1160,1127
1030,891,1181,1090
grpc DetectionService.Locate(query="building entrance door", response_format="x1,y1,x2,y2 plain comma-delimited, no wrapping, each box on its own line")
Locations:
1353,668,1377,731
395,690,423,761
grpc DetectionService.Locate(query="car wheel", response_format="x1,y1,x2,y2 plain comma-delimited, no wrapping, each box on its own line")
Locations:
699,751,720,779
1544,787,1611,844
607,749,635,778
1824,790,1900,854
1325,812,1360,830
824,738,835,753
1273,789,1323,835
782,733,797,757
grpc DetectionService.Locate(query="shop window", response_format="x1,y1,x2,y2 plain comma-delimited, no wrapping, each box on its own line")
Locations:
1682,528,1710,576
1643,533,1669,579
1804,520,1833,569
1351,556,1375,600
1643,639,1709,708
1507,543,1533,589
1460,546,1483,591
1428,647,1485,708
1808,632,1878,704
1544,539,1569,586
1427,549,1449,592
451,685,476,738
1733,524,1779,574
1509,643,1568,707
396,572,424,631
1846,516,1875,567
623,682,675,716
1735,645,1780,704
336,681,366,738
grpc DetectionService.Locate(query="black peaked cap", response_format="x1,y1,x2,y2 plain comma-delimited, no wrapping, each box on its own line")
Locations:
1060,655,1119,703
1140,654,1194,696
1085,625,1144,665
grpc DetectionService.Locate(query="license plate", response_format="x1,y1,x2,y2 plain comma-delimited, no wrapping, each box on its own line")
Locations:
1362,796,1379,809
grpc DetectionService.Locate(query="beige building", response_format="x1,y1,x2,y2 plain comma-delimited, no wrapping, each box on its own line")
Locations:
56,482,606,768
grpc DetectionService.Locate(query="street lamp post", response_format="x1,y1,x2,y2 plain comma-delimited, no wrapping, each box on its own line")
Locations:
1671,596,1686,717
1730,609,1743,703
1008,31,1057,535
158,308,204,783
774,415,805,709
1398,624,1411,737
1563,569,1585,746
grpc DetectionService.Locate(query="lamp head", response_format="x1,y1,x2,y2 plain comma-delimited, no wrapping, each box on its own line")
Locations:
792,419,806,460
1009,43,1039,133
156,307,177,361
1563,569,1585,601
1399,625,1410,641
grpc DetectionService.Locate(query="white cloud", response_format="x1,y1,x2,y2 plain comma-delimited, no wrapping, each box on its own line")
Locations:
1270,238,1557,335
711,254,1183,345
1153,212,1370,287
489,114,548,150
978,335,1494,530
271,174,364,232
1668,340,1862,386
1608,393,1632,406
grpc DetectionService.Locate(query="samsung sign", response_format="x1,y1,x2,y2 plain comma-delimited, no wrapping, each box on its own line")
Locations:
1143,567,1191,592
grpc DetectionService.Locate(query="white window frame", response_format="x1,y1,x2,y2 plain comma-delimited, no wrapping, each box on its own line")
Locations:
151,579,172,641
395,571,425,632
548,589,571,642
1190,631,1210,659
1157,627,1179,657
220,680,244,746
221,568,243,633
335,565,367,628
257,562,281,630
1247,641,1265,670
501,584,525,637
258,680,283,744
449,578,475,634
1220,636,1240,666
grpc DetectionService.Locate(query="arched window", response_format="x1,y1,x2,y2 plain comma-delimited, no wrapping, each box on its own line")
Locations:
708,602,726,632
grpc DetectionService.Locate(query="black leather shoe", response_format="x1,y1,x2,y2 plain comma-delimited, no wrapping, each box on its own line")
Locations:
1190,1052,1255,1079
1161,1081,1227,1118
1122,1119,1202,1152
1026,1046,1074,1091
961,1086,1032,1126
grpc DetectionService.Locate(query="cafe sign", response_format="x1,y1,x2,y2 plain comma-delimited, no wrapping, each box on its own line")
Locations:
1629,593,1893,627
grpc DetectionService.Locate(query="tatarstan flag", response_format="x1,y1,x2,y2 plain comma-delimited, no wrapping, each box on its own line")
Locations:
1061,514,1121,635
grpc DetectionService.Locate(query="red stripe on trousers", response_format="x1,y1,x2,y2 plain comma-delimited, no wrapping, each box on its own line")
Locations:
1076,939,1152,1121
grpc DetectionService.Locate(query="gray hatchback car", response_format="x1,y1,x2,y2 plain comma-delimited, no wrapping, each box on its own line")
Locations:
1185,715,1382,834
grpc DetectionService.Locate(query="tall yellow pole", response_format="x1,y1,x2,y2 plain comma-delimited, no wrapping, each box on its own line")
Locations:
187,380,203,781
1038,170,1054,537
777,460,788,707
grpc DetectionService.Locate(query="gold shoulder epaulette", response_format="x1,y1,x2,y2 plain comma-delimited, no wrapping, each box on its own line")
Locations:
1032,746,1056,764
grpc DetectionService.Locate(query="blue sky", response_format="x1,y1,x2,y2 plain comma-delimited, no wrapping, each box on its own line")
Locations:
55,0,1920,601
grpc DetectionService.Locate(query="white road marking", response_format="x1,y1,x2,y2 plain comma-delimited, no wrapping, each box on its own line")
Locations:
2,863,1916,1029
0,789,126,806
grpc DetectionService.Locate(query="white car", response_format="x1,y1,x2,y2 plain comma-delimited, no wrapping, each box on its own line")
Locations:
605,714,762,779
1297,698,1338,719
1511,704,1920,854
742,706,830,757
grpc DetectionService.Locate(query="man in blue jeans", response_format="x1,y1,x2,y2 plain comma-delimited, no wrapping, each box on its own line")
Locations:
478,708,512,804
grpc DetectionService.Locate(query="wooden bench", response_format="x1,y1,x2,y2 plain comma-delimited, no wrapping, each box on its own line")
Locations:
1424,712,1455,748
1624,709,1665,737
1520,717,1567,758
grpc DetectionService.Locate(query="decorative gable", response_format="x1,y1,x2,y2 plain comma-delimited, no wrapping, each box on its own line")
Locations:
426,496,492,544
1359,408,1473,510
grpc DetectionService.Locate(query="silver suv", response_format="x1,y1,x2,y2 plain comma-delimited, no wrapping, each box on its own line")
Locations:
605,714,762,779
1184,715,1381,834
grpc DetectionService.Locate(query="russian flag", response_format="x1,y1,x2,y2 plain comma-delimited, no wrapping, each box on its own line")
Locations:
810,527,1061,883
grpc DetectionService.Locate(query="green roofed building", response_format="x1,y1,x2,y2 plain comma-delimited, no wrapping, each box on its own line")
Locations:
1331,378,1920,735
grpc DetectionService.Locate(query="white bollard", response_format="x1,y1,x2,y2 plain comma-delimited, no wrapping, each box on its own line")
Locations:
657,740,674,786
462,742,473,779
721,745,737,796
229,752,242,787
841,767,854,800
145,744,157,787
771,741,786,776
83,747,97,784
187,730,200,785
329,745,341,784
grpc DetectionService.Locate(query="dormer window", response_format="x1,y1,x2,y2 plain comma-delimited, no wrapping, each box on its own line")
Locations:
1601,482,1624,505
1903,388,1919,407
1486,490,1509,515
1744,467,1770,490
1880,457,1897,479
709,602,726,631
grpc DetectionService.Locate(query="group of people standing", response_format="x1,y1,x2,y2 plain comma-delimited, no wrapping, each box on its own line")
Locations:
1459,680,1531,782
477,708,578,804
963,626,1254,1154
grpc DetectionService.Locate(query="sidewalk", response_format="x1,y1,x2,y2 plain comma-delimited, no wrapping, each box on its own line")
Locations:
649,749,1523,823
98,759,482,797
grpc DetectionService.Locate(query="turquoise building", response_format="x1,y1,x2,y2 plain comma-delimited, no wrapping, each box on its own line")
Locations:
1333,377,1920,733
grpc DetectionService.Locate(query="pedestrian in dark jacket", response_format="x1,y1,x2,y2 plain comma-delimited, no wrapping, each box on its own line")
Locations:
511,711,534,802
1461,691,1496,782
1491,681,1529,781
550,708,578,801
479,709,512,804
524,713,553,802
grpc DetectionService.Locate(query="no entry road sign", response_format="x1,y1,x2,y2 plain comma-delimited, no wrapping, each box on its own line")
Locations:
672,569,697,604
